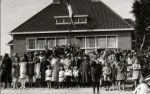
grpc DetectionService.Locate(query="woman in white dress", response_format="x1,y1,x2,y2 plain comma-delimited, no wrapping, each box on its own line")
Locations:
51,55,60,88
19,56,27,88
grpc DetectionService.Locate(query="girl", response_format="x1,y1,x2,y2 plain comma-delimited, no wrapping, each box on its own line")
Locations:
132,58,142,88
73,66,79,87
34,53,41,87
19,56,27,88
45,65,52,88
27,58,35,87
103,63,111,91
12,57,20,89
58,65,65,88
65,67,72,88
116,62,126,91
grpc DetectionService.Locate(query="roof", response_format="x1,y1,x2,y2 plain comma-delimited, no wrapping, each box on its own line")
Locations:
10,0,133,34
7,40,13,46
124,18,135,27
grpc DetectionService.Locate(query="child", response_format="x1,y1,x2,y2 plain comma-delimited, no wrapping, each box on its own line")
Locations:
73,66,79,87
111,64,117,90
34,53,41,87
12,57,20,89
65,67,72,88
58,65,65,88
19,56,27,88
132,58,141,88
45,65,52,88
103,63,111,91
27,58,35,87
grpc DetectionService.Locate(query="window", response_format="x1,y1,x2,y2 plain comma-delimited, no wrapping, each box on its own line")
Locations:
55,15,88,25
37,38,46,49
56,38,66,46
78,17,87,23
47,38,55,49
56,18,64,24
107,36,117,48
64,18,70,23
86,37,95,48
27,39,35,49
76,37,85,48
97,36,106,48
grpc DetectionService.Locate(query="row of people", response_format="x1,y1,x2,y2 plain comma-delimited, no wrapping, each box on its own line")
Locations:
1,45,150,93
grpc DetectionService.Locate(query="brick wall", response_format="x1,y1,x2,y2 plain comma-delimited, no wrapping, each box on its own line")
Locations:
12,31,132,55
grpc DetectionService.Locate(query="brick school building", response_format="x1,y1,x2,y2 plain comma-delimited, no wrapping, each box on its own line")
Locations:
8,0,134,56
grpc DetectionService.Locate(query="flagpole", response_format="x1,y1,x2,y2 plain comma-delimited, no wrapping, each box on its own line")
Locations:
69,23,71,45
67,0,74,46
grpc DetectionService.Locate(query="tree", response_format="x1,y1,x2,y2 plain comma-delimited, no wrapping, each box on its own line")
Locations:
132,0,150,50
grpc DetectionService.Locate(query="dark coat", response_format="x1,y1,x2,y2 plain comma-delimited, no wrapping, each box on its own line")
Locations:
27,61,35,78
40,59,47,83
79,61,90,83
90,60,102,82
1,57,12,82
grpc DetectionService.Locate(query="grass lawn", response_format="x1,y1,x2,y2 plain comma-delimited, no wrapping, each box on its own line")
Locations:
1,87,134,94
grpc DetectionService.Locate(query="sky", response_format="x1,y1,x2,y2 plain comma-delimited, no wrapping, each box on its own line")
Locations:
1,0,135,55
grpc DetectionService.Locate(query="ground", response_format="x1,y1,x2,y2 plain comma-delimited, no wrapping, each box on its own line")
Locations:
1,87,134,94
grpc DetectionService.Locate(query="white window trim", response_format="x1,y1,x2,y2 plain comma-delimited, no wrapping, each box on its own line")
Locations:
26,38,36,50
75,35,118,50
54,15,88,18
26,36,66,51
36,38,47,50
55,16,88,25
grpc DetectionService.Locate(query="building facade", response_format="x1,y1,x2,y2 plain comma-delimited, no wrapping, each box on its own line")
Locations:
9,0,134,56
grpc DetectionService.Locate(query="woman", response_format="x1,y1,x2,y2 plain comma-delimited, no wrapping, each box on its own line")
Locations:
116,61,126,91
51,54,60,88
19,56,27,88
12,57,20,88
1,53,12,88
132,58,142,88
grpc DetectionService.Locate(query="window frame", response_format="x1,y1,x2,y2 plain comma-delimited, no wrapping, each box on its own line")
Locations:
75,35,118,50
26,36,67,51
55,15,88,25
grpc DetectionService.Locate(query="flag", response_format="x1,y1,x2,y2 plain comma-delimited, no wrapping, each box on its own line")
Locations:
67,0,74,25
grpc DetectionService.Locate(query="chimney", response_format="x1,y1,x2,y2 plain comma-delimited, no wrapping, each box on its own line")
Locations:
53,0,61,4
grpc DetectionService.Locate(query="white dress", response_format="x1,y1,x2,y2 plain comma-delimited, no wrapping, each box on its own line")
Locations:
45,69,52,81
19,62,27,79
59,71,65,82
35,63,41,79
73,69,79,77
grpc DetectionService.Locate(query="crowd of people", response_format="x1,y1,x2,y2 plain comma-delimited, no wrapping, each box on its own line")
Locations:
0,45,150,93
